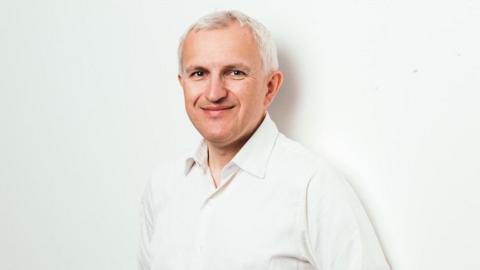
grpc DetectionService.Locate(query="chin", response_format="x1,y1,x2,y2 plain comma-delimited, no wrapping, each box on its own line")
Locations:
197,121,231,138
203,125,240,144
202,132,231,144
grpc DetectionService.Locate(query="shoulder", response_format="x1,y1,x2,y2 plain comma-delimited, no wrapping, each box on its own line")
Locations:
272,133,338,177
265,133,357,225
267,133,342,198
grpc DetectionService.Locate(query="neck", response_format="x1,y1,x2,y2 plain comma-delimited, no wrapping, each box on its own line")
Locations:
206,139,244,188
206,138,245,174
206,113,267,172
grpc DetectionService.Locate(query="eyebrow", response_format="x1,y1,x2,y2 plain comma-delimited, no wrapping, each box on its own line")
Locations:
223,64,251,73
184,63,252,74
184,65,206,74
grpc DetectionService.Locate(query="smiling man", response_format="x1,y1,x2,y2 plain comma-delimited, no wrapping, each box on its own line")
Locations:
139,10,390,270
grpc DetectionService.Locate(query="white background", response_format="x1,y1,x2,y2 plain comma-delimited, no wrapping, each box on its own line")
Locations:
1,0,479,269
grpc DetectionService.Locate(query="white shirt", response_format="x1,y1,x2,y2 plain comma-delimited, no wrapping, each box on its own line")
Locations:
138,114,390,270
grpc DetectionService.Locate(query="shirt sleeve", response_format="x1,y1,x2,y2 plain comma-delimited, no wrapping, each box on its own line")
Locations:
138,177,154,270
303,166,391,270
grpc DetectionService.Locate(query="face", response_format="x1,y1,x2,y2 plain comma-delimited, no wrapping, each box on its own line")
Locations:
178,22,283,149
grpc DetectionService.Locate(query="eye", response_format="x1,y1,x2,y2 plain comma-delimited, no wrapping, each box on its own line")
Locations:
232,70,244,76
188,69,208,80
190,70,205,78
227,69,247,79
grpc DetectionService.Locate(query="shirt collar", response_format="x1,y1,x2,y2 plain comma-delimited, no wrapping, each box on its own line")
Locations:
184,138,208,175
184,113,279,178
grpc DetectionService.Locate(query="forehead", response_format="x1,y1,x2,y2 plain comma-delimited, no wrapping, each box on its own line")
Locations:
181,23,262,69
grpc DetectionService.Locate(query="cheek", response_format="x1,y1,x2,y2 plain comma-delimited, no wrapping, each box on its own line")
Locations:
247,82,267,107
228,79,265,99
183,82,205,104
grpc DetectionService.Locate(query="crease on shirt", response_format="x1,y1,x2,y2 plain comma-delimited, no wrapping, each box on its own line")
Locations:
301,168,322,269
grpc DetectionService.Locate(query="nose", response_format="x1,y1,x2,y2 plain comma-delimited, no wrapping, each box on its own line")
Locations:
205,74,227,103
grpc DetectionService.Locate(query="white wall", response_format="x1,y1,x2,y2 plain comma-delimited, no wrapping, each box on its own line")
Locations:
1,0,479,269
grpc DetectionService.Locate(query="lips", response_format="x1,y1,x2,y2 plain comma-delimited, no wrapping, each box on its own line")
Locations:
201,105,234,111
200,105,234,117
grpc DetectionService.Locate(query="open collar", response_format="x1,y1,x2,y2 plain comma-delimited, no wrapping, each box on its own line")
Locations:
184,113,279,178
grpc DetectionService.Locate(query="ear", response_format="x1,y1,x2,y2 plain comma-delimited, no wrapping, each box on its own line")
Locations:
177,73,183,87
264,70,284,108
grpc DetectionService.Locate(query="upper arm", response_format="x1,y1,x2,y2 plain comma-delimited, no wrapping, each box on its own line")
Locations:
302,166,390,270
138,176,155,270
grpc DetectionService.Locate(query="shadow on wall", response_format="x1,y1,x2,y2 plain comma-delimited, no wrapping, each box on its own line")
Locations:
269,45,300,139
270,46,393,269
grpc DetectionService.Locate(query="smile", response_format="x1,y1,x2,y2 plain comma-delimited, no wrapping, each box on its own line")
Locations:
201,105,234,117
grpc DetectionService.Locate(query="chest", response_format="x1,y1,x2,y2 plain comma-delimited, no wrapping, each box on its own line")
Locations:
149,172,309,270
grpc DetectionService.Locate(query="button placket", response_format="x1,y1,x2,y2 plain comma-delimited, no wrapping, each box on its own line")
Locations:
189,196,215,270
189,165,238,270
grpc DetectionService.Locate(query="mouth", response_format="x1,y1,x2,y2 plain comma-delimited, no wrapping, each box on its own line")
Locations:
201,105,235,117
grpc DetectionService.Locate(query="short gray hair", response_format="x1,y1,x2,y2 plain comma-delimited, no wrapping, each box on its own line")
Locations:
177,10,279,74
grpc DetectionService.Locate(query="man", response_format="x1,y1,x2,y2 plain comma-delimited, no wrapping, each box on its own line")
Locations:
139,10,390,270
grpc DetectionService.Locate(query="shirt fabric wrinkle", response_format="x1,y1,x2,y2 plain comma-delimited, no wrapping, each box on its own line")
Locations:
139,113,391,270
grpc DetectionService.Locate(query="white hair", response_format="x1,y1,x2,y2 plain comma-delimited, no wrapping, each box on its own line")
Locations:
177,10,279,74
